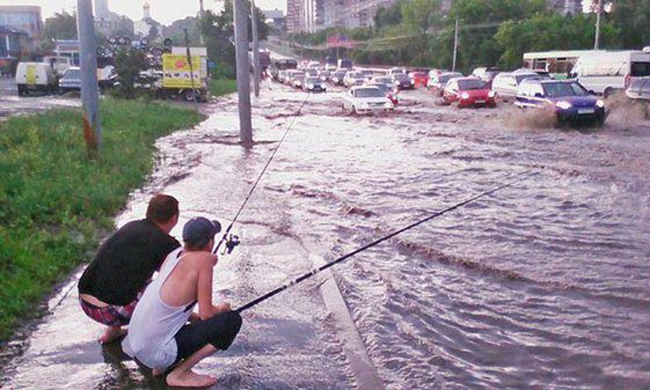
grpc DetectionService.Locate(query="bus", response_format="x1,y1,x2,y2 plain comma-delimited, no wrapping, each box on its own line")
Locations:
522,50,602,79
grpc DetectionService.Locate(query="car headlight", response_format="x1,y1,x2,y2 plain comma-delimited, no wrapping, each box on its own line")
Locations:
410,79,415,84
488,91,496,98
360,102,370,108
384,102,392,108
461,92,470,99
556,101,572,110
596,99,605,108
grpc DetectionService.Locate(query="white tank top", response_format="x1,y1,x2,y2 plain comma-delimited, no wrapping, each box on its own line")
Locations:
122,247,196,369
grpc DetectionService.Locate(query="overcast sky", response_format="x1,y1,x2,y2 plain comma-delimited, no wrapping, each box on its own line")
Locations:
0,0,286,25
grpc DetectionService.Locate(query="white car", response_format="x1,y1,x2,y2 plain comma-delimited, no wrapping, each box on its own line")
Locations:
342,86,394,114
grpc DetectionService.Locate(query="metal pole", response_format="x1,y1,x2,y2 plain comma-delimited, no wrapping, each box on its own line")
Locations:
251,0,261,97
452,16,459,72
594,0,602,50
76,0,101,153
184,28,199,112
199,0,205,45
234,0,253,145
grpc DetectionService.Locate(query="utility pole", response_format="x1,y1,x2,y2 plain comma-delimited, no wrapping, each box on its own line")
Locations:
594,0,602,50
233,0,253,145
251,0,260,97
452,16,459,72
198,0,205,45
184,28,199,112
76,0,101,154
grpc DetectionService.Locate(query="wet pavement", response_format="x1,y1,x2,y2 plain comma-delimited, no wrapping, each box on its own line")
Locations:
0,77,80,119
2,80,650,389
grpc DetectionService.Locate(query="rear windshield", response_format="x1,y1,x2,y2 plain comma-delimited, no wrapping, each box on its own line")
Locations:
439,73,462,83
458,79,487,90
543,82,589,97
306,77,319,83
516,74,540,84
394,73,409,81
631,62,650,77
355,88,385,98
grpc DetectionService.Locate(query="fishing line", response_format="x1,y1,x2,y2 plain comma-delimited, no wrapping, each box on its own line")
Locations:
235,172,533,313
213,94,311,254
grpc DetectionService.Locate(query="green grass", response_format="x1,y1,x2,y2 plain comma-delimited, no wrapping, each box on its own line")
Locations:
209,78,237,97
0,98,202,341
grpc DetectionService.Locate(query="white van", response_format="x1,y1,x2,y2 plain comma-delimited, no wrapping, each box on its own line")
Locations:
15,62,57,95
569,50,650,96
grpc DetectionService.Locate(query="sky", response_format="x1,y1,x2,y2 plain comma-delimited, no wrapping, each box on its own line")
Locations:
0,0,286,26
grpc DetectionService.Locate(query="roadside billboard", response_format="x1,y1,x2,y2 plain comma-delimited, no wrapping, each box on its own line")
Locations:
162,54,206,88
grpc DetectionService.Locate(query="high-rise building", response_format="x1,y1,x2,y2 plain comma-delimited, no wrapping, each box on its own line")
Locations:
0,6,42,39
286,0,304,33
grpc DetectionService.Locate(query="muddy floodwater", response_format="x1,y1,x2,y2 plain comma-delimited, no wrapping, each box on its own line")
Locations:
2,82,650,390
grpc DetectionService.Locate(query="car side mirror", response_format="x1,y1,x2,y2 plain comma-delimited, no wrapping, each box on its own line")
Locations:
588,90,596,95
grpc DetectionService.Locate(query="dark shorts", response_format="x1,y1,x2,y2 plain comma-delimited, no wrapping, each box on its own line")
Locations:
79,290,144,327
174,311,243,363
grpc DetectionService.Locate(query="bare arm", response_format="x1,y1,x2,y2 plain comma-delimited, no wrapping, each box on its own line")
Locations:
196,254,230,320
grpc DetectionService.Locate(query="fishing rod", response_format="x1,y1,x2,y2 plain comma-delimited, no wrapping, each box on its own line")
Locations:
214,95,310,255
235,172,532,313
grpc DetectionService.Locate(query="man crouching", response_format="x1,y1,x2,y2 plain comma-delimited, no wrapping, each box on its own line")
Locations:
122,217,242,388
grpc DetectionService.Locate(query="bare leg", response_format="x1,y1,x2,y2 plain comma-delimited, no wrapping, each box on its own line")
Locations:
99,326,126,344
166,344,218,388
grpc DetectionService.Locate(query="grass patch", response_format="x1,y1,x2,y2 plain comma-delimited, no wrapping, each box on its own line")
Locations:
0,98,201,341
209,78,237,97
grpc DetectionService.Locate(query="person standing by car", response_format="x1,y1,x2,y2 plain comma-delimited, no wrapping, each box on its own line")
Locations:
78,194,181,343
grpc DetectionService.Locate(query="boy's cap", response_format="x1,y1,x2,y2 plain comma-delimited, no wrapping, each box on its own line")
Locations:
182,217,221,247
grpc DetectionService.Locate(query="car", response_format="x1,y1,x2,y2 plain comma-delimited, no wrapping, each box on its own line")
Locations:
427,71,463,96
285,70,304,85
626,76,650,101
491,71,540,102
338,58,353,70
331,70,348,86
443,77,497,108
342,86,394,114
344,71,366,88
318,69,331,81
532,69,553,80
391,72,414,90
277,70,287,83
471,67,501,87
303,76,327,92
15,62,57,95
515,79,605,126
292,73,306,89
409,72,429,89
58,66,82,92
304,68,318,77
388,67,407,75
366,82,398,105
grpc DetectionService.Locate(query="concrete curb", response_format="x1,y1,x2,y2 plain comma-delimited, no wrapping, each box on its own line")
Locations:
311,254,384,390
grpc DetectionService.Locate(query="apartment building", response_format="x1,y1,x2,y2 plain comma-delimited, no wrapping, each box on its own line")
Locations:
0,6,42,39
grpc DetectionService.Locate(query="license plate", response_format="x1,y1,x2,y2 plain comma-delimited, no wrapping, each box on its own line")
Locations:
578,108,595,114
475,100,485,104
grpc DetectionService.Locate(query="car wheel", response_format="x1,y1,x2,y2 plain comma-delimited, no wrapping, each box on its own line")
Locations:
603,88,613,99
183,89,197,102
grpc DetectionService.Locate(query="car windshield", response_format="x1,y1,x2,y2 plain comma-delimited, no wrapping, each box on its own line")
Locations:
294,75,305,81
439,73,461,83
64,69,80,79
306,77,319,83
394,73,409,81
515,73,540,83
458,79,487,90
543,82,589,97
355,88,385,98
369,84,389,93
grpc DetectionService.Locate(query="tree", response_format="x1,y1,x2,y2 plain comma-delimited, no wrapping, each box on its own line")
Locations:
400,0,443,65
609,0,650,49
113,47,149,98
374,1,403,30
43,11,77,40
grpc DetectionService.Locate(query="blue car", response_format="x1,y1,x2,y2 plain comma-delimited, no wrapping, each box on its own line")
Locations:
515,79,606,126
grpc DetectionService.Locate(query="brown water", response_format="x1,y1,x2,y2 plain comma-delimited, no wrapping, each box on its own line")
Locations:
2,82,650,389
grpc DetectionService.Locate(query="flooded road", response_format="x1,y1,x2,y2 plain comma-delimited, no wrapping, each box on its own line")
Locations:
0,78,80,119
2,80,650,389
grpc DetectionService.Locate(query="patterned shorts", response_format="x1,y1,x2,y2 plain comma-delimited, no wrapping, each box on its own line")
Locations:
79,291,143,327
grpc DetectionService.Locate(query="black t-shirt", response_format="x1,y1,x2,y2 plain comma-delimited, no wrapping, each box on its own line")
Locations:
78,219,181,306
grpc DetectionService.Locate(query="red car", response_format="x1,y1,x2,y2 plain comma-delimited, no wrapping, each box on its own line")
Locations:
409,72,429,89
367,82,398,105
443,77,497,108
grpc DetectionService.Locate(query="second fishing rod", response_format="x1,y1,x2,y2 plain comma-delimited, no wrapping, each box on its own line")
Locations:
214,95,310,255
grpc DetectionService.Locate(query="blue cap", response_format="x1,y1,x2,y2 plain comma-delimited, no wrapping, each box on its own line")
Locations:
182,217,221,248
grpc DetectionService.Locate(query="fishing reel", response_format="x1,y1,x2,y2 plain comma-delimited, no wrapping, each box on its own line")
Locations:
223,234,241,255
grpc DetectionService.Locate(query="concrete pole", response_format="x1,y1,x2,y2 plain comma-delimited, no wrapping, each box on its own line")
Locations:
184,28,199,112
594,0,602,50
251,0,261,97
76,0,101,153
452,16,459,72
199,0,205,45
234,0,253,145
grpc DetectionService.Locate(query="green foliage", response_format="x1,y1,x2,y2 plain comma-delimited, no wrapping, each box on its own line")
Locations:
43,11,77,40
0,99,202,341
200,1,269,79
162,16,203,46
374,1,404,30
113,47,149,99
209,78,238,96
610,0,650,49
